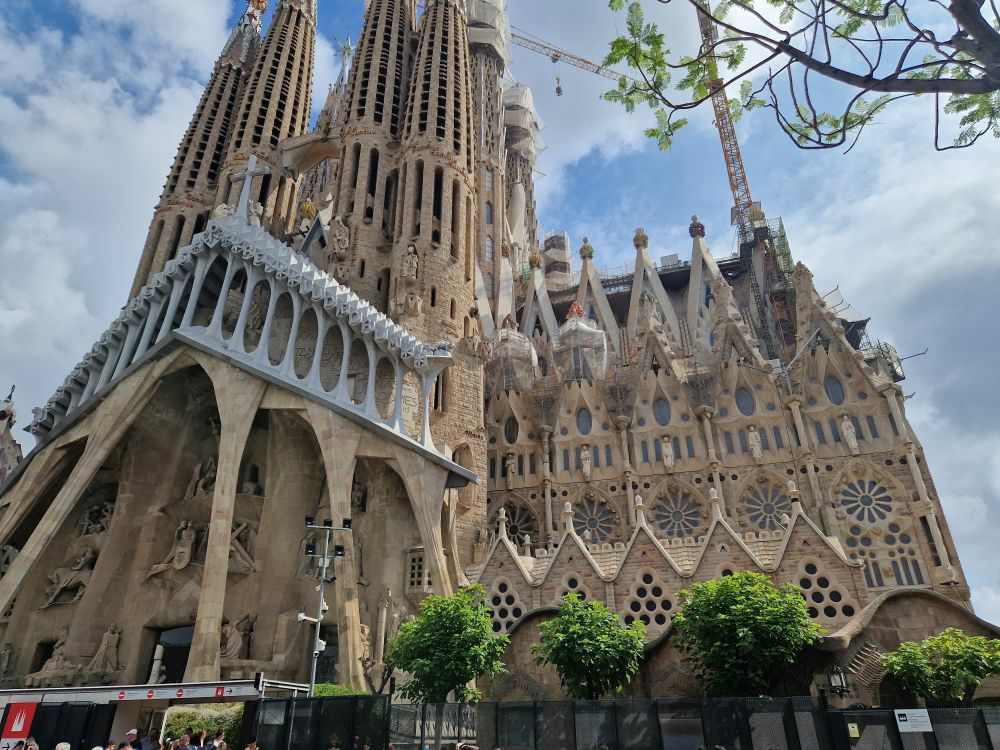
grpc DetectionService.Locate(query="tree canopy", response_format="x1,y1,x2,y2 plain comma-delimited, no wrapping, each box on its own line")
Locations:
672,571,822,696
605,0,1000,150
532,593,647,700
384,584,509,704
883,627,1000,706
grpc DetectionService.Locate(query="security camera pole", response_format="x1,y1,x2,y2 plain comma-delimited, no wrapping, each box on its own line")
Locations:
300,515,351,697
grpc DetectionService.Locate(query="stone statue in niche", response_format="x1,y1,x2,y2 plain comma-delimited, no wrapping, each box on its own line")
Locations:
661,436,675,473
747,425,764,463
581,444,593,483
186,457,217,499
236,614,256,659
43,545,97,608
220,620,243,660
78,501,115,537
144,520,196,580
351,481,367,515
0,643,14,677
248,200,264,227
841,414,860,456
402,244,419,286
85,623,124,678
229,521,258,575
25,628,82,687
504,453,515,490
332,216,351,260
473,528,488,564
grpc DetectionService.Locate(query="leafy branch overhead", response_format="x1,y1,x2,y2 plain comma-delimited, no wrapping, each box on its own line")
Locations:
605,0,1000,149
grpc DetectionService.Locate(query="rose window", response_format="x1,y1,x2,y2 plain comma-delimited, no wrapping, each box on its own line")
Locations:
653,493,702,538
839,480,893,522
573,497,615,542
491,504,538,542
743,486,792,530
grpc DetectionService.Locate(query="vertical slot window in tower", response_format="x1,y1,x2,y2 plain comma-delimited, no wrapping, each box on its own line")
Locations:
431,168,444,244
920,516,943,566
365,148,380,223
451,180,461,258
413,161,424,236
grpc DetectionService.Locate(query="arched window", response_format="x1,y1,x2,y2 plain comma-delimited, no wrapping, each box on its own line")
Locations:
735,387,756,416
824,375,846,405
576,408,593,436
485,169,495,190
504,417,519,444
485,202,494,225
653,398,671,427
485,235,494,262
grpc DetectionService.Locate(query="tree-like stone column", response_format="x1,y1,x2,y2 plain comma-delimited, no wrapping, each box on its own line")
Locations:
184,366,266,682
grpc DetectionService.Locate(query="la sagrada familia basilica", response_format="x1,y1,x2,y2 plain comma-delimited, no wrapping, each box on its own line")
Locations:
0,0,996,704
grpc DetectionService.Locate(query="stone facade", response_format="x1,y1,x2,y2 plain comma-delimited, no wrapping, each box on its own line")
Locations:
0,0,992,703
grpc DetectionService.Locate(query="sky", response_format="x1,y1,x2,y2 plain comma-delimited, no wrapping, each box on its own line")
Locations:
1,0,999,622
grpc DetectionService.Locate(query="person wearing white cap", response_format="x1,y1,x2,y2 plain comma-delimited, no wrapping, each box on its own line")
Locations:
123,730,140,748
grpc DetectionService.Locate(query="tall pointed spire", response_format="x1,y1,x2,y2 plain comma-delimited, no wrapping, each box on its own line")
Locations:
128,0,265,298
218,0,318,235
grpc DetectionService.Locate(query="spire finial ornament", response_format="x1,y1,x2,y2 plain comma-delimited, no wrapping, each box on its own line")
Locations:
633,228,649,251
689,215,706,238
528,250,542,269
579,237,594,260
566,301,586,320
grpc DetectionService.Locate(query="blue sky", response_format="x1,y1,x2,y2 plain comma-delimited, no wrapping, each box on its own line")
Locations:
1,0,999,621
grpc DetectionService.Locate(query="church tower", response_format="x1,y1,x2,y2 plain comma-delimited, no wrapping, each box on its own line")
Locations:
329,0,416,306
218,0,317,235
392,0,486,558
129,0,266,298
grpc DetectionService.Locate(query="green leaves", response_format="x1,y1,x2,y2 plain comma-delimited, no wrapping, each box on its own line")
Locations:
532,593,647,699
384,584,509,704
883,628,1000,707
672,571,822,696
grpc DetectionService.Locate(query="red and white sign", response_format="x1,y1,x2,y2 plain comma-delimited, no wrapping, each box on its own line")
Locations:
1,702,38,744
176,688,185,698
215,687,225,698
117,691,127,701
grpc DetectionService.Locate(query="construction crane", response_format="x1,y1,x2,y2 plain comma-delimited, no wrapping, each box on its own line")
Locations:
510,30,632,83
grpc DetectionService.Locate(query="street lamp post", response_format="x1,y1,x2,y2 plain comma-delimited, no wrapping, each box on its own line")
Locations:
299,515,351,697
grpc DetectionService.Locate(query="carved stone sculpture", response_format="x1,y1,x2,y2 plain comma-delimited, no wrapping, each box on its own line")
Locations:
747,426,764,463
842,414,860,456
0,643,14,677
25,628,82,687
236,614,256,659
581,444,593,483
402,243,419,286
43,545,96,607
186,457,217,498
248,200,264,227
212,203,234,218
144,520,196,579
473,528,488,564
220,620,243,660
504,453,515,490
661,436,675,473
332,215,351,260
78,501,115,537
85,623,123,676
229,522,258,575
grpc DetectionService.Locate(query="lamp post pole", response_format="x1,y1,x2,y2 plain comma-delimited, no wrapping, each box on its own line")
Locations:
301,516,351,698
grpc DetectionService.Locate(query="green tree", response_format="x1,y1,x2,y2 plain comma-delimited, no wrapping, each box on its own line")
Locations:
883,628,1000,706
605,0,1000,150
672,571,822,696
163,703,243,741
532,593,646,700
385,584,509,749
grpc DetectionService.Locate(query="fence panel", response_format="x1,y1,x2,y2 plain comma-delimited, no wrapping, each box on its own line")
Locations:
575,700,619,750
789,697,831,750
497,700,536,750
616,700,661,750
537,700,575,749
657,700,705,750
929,708,991,750
352,697,390,749
321,698,360,749
254,699,290,750
983,708,1000,750
701,698,754,750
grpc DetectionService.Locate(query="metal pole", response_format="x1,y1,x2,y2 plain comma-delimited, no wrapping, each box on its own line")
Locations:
308,527,331,698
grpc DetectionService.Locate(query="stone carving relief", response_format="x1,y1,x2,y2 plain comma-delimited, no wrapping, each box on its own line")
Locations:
144,520,196,580
84,623,124,682
661,436,676,473
248,201,264,227
236,614,256,659
331,215,351,262
213,203,235,218
841,414,860,456
228,521,258,575
77,501,115,537
0,644,14,678
43,545,96,608
747,425,764,463
186,457,218,499
581,444,593,483
25,628,82,687
220,619,244,660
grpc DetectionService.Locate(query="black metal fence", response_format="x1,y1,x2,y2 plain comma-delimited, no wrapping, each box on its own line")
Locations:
241,695,392,750
381,699,1000,750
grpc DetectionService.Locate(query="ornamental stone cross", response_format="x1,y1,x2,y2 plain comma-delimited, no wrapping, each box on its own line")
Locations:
231,155,272,224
